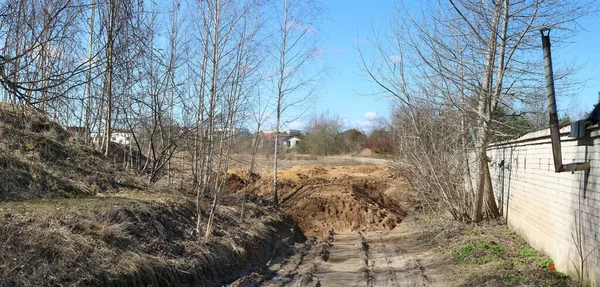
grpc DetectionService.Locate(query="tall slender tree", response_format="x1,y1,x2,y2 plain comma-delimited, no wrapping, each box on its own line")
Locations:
270,0,323,205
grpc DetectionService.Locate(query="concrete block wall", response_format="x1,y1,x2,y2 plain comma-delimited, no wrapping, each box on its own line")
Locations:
488,126,600,285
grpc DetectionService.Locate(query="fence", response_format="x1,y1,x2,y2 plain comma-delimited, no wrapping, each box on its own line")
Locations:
488,125,600,285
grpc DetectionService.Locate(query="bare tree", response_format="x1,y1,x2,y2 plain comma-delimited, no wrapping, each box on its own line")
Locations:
192,0,262,237
0,0,91,112
100,0,118,157
240,89,270,220
362,0,596,222
270,0,323,206
296,112,344,155
84,0,96,144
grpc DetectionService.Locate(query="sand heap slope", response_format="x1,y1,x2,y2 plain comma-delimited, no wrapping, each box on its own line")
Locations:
230,165,410,236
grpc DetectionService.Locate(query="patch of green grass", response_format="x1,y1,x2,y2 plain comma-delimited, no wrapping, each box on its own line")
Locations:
499,273,520,282
518,247,540,262
481,243,506,254
449,239,506,264
496,260,514,270
539,258,553,269
519,247,536,257
453,244,477,262
441,224,573,286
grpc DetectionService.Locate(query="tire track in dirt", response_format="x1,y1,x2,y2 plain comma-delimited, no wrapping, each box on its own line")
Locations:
311,232,369,286
365,229,433,287
261,228,437,287
228,165,440,286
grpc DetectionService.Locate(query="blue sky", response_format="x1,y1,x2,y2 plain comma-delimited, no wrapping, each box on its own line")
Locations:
288,0,600,131
555,14,600,117
290,0,395,131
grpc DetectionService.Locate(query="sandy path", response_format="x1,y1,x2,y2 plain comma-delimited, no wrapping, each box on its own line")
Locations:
261,224,443,287
228,163,444,287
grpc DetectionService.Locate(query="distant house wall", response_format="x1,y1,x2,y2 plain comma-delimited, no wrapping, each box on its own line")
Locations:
286,137,301,148
257,129,301,136
215,127,250,135
487,125,600,285
91,130,133,145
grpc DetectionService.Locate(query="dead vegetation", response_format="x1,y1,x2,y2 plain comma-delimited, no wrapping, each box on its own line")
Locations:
0,192,303,286
0,105,305,286
0,105,137,201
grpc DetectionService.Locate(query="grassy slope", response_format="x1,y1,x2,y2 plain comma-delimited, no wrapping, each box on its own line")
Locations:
416,215,575,286
0,105,303,286
0,104,128,201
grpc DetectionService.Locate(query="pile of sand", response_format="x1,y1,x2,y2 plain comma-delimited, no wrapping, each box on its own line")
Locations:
229,165,409,236
358,148,373,156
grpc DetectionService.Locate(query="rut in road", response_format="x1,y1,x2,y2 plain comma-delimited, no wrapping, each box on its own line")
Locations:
263,225,438,287
228,165,441,286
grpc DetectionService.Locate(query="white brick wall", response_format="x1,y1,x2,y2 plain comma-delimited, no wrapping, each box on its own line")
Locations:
488,126,600,285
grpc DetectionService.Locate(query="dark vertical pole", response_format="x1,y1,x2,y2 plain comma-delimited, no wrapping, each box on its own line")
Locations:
500,148,505,215
541,29,590,172
541,29,563,172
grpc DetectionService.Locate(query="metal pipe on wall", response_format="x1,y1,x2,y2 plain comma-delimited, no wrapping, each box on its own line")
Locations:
540,29,590,173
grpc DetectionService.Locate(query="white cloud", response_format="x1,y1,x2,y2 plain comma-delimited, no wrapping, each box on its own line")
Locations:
286,120,305,130
287,21,316,34
342,118,370,132
363,112,378,120
389,55,402,64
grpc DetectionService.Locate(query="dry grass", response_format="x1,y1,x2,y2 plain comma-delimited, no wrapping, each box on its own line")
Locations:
225,153,387,174
0,104,305,286
0,104,141,201
406,213,575,286
0,191,302,286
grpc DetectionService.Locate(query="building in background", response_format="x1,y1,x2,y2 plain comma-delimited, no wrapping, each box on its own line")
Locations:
285,136,302,149
257,129,301,136
90,129,133,145
256,129,303,150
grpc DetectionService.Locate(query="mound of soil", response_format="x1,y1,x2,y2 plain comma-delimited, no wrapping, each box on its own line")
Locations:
358,148,373,156
230,165,409,236
0,104,139,201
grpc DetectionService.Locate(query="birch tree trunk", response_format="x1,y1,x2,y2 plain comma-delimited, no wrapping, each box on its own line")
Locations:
85,0,96,145
103,0,117,157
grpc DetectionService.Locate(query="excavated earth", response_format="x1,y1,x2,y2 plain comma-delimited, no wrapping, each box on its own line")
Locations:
229,165,414,237
227,164,447,287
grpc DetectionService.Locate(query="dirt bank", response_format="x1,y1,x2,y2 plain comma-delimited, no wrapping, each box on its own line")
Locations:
0,105,306,286
0,193,304,286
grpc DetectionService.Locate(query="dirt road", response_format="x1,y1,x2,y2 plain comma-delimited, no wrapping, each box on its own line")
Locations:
258,224,443,287
228,163,445,286
227,159,573,287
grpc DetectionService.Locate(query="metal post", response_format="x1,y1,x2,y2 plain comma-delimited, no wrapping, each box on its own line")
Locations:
540,29,590,172
541,29,563,172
